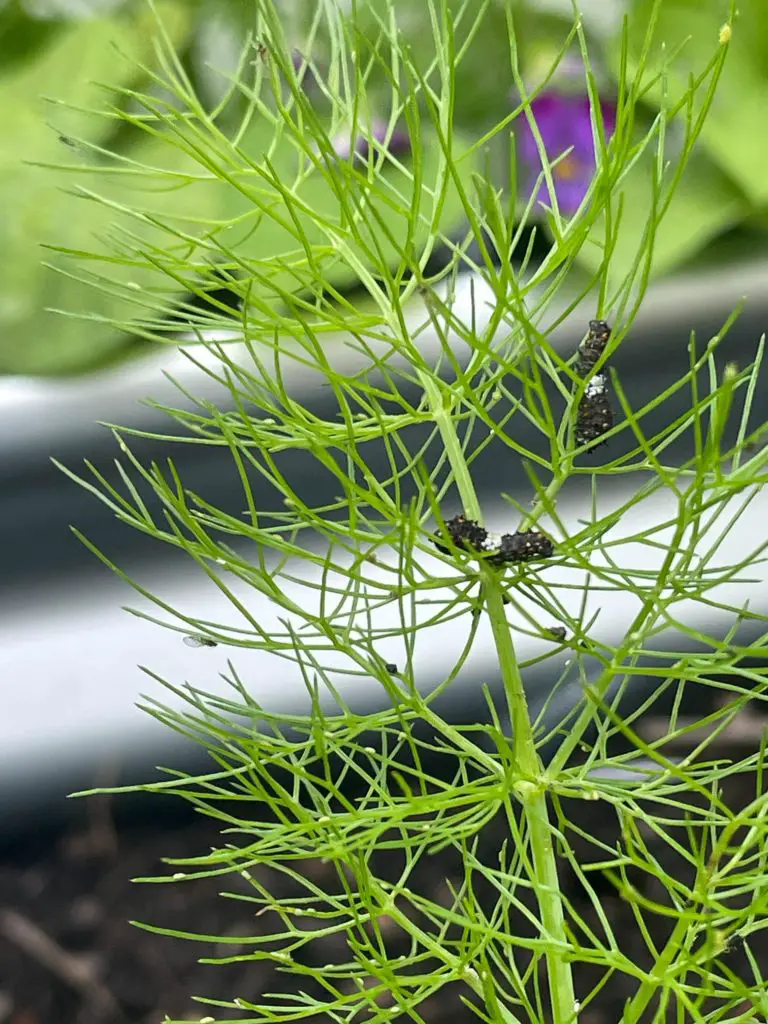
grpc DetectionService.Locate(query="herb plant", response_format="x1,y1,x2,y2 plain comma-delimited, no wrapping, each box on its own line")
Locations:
59,1,768,1021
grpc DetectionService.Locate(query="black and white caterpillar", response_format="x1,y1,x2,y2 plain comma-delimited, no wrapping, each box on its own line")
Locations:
575,319,614,449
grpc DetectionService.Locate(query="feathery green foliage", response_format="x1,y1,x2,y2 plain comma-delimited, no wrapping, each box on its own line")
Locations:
60,1,768,1021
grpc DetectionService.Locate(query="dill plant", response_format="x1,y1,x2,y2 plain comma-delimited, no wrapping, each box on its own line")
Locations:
57,0,768,1021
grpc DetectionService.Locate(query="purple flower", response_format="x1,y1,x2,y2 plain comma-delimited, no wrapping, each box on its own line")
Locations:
517,93,616,216
330,120,411,162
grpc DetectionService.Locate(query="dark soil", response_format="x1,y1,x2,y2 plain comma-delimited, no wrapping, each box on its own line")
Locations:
1,718,765,1024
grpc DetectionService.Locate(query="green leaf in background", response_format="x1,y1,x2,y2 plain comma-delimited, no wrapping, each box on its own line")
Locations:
6,1,480,376
43,98,480,353
219,119,477,305
0,2,194,376
332,0,519,130
577,149,748,286
616,0,768,207
54,114,480,348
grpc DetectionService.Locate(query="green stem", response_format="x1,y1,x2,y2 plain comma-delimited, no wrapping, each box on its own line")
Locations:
485,578,576,1024
620,913,690,1024
419,368,576,1024
419,371,482,522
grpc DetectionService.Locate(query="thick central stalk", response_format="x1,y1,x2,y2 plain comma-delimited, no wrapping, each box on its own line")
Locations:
484,578,575,1024
419,370,575,1024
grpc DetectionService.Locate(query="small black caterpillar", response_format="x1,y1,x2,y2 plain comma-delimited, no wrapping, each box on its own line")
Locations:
486,529,554,566
575,319,611,376
575,319,614,449
432,514,490,555
432,515,554,565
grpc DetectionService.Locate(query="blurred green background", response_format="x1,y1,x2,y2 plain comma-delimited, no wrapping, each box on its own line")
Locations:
2,0,766,376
